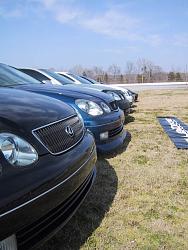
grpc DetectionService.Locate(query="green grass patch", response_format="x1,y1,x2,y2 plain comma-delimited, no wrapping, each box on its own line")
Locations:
38,89,188,250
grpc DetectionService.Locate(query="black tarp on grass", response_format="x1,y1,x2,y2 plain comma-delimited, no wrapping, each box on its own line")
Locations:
157,116,188,149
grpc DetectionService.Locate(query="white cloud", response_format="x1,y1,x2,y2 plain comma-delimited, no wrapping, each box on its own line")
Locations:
39,3,163,46
37,1,141,37
55,7,82,23
39,0,81,23
40,0,57,8
0,1,166,47
80,9,165,47
81,9,140,39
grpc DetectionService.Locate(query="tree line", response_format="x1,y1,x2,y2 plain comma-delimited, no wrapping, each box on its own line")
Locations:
59,58,188,84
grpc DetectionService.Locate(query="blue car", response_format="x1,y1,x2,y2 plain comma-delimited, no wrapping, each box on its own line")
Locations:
3,64,127,154
19,68,131,115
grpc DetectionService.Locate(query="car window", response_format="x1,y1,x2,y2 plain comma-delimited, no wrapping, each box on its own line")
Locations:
0,64,41,87
58,73,76,83
41,70,75,85
68,73,93,84
20,69,50,82
82,76,100,84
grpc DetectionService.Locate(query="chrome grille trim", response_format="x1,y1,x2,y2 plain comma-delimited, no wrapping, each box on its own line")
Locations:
109,125,123,138
32,115,85,155
109,100,119,111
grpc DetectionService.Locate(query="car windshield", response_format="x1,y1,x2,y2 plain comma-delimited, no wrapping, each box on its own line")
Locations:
68,73,93,84
41,69,74,85
82,76,101,84
0,64,41,87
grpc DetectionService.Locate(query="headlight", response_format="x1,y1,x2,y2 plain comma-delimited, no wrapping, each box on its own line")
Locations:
101,102,111,113
75,99,103,116
106,91,121,101
0,235,17,250
0,133,38,167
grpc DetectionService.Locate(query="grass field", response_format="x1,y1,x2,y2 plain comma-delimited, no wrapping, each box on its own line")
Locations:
38,89,188,250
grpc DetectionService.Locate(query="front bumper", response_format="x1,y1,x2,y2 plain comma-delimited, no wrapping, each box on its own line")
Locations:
17,167,96,250
85,110,127,153
124,108,131,115
0,131,97,249
97,128,127,154
116,99,130,115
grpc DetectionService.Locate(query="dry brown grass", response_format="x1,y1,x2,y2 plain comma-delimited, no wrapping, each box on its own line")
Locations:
38,89,188,250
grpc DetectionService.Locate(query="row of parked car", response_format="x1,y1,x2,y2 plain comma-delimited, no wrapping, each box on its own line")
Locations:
0,63,138,250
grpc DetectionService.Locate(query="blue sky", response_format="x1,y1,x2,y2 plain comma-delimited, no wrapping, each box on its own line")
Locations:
0,0,188,71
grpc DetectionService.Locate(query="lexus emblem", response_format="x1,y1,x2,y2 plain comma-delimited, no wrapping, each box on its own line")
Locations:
65,126,74,137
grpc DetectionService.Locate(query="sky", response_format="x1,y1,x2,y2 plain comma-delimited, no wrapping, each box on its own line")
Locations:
0,0,188,71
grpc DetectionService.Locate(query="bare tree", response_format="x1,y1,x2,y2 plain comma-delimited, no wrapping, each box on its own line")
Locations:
108,64,121,79
151,65,166,82
92,66,104,76
91,66,105,82
125,61,135,74
79,68,95,78
136,58,164,83
125,61,136,83
69,65,84,75
60,59,178,84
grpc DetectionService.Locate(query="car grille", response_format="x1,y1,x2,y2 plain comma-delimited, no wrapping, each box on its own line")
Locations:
16,169,96,250
109,125,123,138
109,100,118,111
115,90,125,100
119,94,125,100
32,115,84,155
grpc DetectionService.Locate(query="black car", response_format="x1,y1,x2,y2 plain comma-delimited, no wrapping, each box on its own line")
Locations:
80,75,138,103
128,89,138,102
0,84,97,249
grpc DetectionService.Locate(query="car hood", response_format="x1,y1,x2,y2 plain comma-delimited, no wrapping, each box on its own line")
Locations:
0,87,75,134
78,83,118,92
83,82,129,93
14,84,115,104
111,85,129,93
79,84,132,103
84,82,131,94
